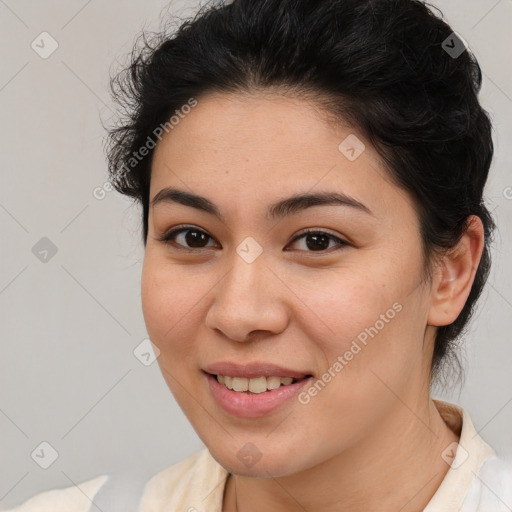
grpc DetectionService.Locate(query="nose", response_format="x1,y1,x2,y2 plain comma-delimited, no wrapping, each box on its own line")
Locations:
204,251,289,342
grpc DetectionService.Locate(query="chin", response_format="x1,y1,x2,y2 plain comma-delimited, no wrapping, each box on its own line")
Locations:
208,443,309,478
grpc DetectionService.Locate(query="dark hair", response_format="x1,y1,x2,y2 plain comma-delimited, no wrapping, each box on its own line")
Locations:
105,0,496,386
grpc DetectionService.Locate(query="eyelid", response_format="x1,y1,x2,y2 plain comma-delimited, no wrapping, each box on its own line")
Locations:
290,227,347,243
285,228,349,253
157,225,349,252
156,224,219,250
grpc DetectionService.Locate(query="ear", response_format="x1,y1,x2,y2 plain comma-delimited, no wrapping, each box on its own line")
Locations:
427,215,485,327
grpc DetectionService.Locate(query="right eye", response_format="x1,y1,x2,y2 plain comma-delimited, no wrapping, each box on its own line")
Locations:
157,226,219,251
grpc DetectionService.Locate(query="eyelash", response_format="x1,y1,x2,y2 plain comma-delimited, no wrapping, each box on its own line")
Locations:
157,225,349,254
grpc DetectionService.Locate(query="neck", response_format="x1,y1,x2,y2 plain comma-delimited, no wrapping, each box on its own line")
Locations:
223,398,459,512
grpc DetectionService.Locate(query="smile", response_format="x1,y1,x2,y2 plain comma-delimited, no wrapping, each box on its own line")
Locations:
204,371,313,418
215,374,301,394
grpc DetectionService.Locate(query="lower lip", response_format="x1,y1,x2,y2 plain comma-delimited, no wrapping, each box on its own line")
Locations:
205,372,312,418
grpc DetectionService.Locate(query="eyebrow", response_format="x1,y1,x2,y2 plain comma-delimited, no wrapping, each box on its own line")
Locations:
151,187,374,221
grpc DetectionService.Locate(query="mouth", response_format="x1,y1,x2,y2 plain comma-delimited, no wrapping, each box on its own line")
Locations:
205,372,312,394
203,369,314,418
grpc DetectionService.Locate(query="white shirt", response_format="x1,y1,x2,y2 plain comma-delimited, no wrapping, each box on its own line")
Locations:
4,400,511,511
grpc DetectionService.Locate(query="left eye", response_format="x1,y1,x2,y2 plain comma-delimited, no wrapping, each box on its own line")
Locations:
158,227,348,253
287,229,348,252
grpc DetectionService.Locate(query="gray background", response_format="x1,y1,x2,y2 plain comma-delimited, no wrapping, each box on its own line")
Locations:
0,0,511,509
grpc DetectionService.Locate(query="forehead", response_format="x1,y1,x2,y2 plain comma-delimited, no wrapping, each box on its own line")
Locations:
149,92,413,219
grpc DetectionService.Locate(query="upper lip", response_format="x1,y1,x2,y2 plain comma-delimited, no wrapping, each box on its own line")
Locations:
203,362,311,379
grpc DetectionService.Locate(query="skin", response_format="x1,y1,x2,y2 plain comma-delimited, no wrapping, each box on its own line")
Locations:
141,91,485,512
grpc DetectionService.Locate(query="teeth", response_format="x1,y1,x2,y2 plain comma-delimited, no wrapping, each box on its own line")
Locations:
215,375,299,393
248,376,267,393
266,376,281,390
232,377,249,392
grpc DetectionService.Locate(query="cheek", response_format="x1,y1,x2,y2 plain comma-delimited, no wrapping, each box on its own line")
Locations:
299,268,398,348
140,256,204,413
301,262,426,393
140,253,198,360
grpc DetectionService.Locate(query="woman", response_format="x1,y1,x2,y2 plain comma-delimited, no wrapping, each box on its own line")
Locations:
8,0,511,510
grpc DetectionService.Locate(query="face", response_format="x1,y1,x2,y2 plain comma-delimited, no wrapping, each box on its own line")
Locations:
141,91,436,478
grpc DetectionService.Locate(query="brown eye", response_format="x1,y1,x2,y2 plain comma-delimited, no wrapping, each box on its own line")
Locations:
287,230,348,252
158,227,217,250
157,226,348,253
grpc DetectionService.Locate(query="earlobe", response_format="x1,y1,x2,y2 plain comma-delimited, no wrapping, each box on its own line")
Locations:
427,215,485,327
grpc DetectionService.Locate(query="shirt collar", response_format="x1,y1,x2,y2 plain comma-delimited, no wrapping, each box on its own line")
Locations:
423,399,496,511
142,400,497,511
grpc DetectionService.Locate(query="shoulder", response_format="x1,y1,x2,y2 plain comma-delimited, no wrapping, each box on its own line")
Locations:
3,474,109,512
139,448,228,511
4,450,227,512
461,456,512,511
